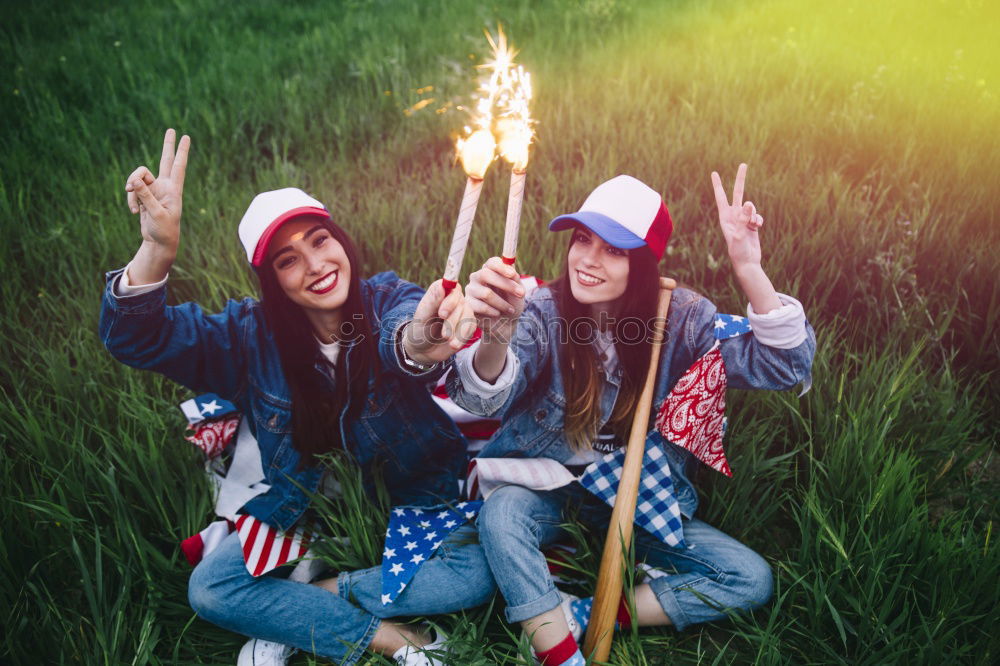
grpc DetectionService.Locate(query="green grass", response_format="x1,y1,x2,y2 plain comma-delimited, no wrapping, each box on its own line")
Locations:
2,0,998,663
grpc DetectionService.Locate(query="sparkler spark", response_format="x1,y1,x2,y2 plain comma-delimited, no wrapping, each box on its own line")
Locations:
481,27,535,170
453,26,535,174
456,129,496,180
443,26,536,288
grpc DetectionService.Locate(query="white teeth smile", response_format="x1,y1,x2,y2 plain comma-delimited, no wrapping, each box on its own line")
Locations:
309,271,337,292
576,270,605,286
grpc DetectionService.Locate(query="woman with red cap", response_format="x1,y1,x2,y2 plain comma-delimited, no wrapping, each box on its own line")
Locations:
100,130,493,665
447,168,816,664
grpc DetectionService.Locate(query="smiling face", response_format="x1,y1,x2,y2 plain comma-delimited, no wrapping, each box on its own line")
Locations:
266,218,351,318
566,226,630,311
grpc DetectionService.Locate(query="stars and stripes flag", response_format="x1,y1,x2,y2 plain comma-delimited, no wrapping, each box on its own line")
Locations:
235,513,314,577
466,457,575,500
380,502,482,605
180,393,241,459
179,393,238,424
713,313,752,340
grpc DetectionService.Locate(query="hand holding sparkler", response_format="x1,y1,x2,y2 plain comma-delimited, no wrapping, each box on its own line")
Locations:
465,256,526,382
402,280,478,365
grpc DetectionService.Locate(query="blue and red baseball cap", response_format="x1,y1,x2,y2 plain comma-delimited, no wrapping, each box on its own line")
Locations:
548,175,673,260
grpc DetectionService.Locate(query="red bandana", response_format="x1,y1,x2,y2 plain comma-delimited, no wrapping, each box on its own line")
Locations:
654,346,731,477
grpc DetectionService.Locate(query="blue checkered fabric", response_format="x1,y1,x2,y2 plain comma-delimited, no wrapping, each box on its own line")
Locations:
579,440,685,548
713,313,752,340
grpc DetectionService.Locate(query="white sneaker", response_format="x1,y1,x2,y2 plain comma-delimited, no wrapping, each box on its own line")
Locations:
525,598,585,666
237,638,295,666
559,591,583,642
392,629,449,666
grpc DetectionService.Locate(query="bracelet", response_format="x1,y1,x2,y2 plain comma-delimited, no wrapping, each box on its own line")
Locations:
397,324,436,373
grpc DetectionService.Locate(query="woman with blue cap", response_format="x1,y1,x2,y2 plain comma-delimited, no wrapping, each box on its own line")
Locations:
448,166,816,664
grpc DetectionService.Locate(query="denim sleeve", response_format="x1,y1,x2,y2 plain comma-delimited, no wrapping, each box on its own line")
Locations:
368,272,450,381
446,296,551,418
99,268,250,399
689,293,816,391
451,339,520,399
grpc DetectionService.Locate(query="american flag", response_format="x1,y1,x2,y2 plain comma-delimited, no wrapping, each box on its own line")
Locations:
179,516,314,577
380,502,482,604
466,457,575,500
713,313,752,340
653,311,750,477
178,393,238,424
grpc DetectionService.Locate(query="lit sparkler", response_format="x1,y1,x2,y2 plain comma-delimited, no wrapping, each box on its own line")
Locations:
442,128,496,293
441,26,534,291
485,28,535,266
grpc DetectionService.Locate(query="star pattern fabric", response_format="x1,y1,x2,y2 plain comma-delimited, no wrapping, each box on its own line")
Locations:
579,441,686,548
654,344,731,476
570,596,593,630
179,393,238,425
380,501,483,605
713,313,752,340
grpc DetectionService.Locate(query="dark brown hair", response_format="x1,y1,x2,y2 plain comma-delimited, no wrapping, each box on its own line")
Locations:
257,218,376,465
550,229,661,451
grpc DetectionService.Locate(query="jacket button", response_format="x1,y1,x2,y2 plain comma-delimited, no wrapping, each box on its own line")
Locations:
536,409,547,420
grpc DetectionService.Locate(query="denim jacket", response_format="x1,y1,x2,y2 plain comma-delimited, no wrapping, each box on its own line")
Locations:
446,286,816,518
100,269,464,531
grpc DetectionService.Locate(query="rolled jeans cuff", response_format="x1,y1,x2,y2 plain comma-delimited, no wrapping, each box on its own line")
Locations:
336,572,383,665
647,574,693,631
503,587,564,624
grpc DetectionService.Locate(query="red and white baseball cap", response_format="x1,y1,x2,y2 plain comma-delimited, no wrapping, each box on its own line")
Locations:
548,175,673,260
238,188,331,266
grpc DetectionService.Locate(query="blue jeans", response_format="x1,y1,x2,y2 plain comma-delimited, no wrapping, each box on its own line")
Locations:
477,484,773,631
188,524,495,665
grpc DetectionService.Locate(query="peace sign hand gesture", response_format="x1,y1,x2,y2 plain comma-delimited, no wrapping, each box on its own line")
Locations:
711,163,765,269
124,128,190,251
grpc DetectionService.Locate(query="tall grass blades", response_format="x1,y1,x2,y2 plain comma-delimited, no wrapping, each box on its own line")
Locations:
2,0,997,663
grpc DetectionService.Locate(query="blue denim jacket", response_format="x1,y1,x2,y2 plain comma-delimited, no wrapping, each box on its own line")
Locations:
446,286,816,518
100,269,464,531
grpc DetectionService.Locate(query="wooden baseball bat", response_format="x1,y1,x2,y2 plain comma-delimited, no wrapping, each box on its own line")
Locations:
583,276,675,661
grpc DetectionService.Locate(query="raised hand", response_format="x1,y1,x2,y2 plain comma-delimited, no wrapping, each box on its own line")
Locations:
402,280,478,365
711,163,782,314
466,257,525,342
464,257,525,383
125,128,190,251
121,129,191,285
711,163,765,269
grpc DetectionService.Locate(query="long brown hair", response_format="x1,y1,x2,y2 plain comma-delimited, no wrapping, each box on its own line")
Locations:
550,230,661,451
257,218,376,465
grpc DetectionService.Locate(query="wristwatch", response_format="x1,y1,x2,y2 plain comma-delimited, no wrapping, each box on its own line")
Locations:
397,325,436,373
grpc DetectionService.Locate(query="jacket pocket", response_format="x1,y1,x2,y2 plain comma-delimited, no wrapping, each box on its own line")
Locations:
359,388,412,452
532,390,565,433
251,389,293,436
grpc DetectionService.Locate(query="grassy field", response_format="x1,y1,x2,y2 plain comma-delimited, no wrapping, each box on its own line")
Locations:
2,0,998,663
